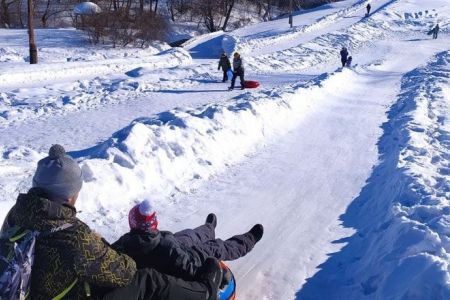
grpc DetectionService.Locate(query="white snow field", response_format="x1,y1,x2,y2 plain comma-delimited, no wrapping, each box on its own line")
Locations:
0,0,449,299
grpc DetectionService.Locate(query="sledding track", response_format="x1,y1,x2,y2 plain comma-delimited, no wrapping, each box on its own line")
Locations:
1,0,450,299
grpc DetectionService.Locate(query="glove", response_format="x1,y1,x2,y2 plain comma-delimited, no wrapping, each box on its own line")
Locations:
195,258,223,300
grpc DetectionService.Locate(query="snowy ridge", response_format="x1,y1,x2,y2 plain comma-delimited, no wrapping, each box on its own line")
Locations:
0,69,351,222
298,51,450,299
0,47,192,89
233,0,373,55
245,0,449,73
182,30,224,50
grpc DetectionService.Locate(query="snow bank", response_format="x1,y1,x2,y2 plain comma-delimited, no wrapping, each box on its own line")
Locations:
0,47,192,89
73,2,101,15
231,0,373,55
182,30,224,50
298,51,450,299
0,65,214,126
0,69,353,227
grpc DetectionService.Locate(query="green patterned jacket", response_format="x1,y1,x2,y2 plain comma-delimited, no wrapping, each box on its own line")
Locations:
1,188,137,299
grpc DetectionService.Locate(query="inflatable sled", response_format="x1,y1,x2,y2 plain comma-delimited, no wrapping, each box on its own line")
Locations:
218,261,236,300
227,70,234,80
243,80,260,89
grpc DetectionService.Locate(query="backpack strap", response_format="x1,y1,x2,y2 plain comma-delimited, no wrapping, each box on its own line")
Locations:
9,229,32,242
51,278,78,300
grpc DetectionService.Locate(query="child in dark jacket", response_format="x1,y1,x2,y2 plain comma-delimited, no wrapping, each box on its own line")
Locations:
112,200,264,280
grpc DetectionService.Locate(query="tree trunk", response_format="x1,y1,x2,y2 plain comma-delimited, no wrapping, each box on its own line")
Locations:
41,0,51,27
167,1,175,22
27,0,37,64
18,0,24,27
221,0,234,31
1,0,11,27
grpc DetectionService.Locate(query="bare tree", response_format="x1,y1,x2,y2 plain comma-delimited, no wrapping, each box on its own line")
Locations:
221,0,235,31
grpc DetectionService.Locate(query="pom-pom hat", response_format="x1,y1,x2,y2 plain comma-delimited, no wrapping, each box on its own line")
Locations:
129,199,158,231
32,144,83,202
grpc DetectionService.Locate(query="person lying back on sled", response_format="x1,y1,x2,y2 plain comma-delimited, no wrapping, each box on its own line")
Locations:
1,145,223,300
112,200,264,281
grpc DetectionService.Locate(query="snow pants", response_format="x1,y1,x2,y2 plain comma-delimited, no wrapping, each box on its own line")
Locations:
101,268,212,300
174,223,256,261
341,58,347,67
230,69,245,89
222,71,228,82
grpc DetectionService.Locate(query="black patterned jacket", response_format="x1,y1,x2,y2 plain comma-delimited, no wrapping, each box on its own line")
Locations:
1,188,137,299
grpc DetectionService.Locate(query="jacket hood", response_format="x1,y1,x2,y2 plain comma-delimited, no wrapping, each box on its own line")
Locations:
114,229,161,253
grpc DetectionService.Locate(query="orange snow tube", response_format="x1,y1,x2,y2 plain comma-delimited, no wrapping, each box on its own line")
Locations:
218,261,236,300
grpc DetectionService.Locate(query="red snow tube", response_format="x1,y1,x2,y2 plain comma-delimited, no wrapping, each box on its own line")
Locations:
243,80,260,89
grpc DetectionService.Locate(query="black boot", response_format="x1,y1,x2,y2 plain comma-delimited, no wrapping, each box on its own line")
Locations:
196,258,223,300
249,224,264,243
205,213,217,229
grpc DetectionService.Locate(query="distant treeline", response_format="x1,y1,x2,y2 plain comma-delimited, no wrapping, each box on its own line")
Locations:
0,0,342,46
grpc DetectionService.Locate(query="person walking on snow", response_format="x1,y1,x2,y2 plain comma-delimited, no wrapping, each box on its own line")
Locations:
340,46,349,67
432,23,440,39
229,52,245,90
113,200,264,281
218,52,231,82
366,3,371,16
1,144,223,300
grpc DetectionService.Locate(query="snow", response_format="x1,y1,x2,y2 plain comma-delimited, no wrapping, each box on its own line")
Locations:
73,2,101,15
1,0,450,299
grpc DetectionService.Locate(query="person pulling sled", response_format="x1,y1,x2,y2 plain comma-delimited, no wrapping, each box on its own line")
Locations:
229,52,245,90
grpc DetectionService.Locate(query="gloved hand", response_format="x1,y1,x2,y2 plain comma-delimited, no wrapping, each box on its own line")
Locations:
195,258,223,300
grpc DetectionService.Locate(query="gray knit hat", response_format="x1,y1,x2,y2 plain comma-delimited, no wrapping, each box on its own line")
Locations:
32,144,83,202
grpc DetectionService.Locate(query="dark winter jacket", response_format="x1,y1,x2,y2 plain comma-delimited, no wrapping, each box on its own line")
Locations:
340,48,349,61
112,230,203,281
1,188,137,300
434,24,440,33
218,55,231,71
233,57,244,73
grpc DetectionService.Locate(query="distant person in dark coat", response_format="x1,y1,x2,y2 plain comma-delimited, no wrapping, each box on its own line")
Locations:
112,200,264,281
340,47,349,67
432,24,440,39
229,52,245,90
366,3,371,16
218,52,231,82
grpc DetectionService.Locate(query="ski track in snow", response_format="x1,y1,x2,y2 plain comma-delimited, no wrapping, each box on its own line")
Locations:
0,0,450,299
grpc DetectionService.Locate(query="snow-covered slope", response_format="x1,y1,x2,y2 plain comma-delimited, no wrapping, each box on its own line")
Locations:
298,50,450,300
0,0,450,299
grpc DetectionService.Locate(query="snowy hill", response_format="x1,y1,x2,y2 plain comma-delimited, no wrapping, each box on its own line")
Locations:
1,0,450,299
